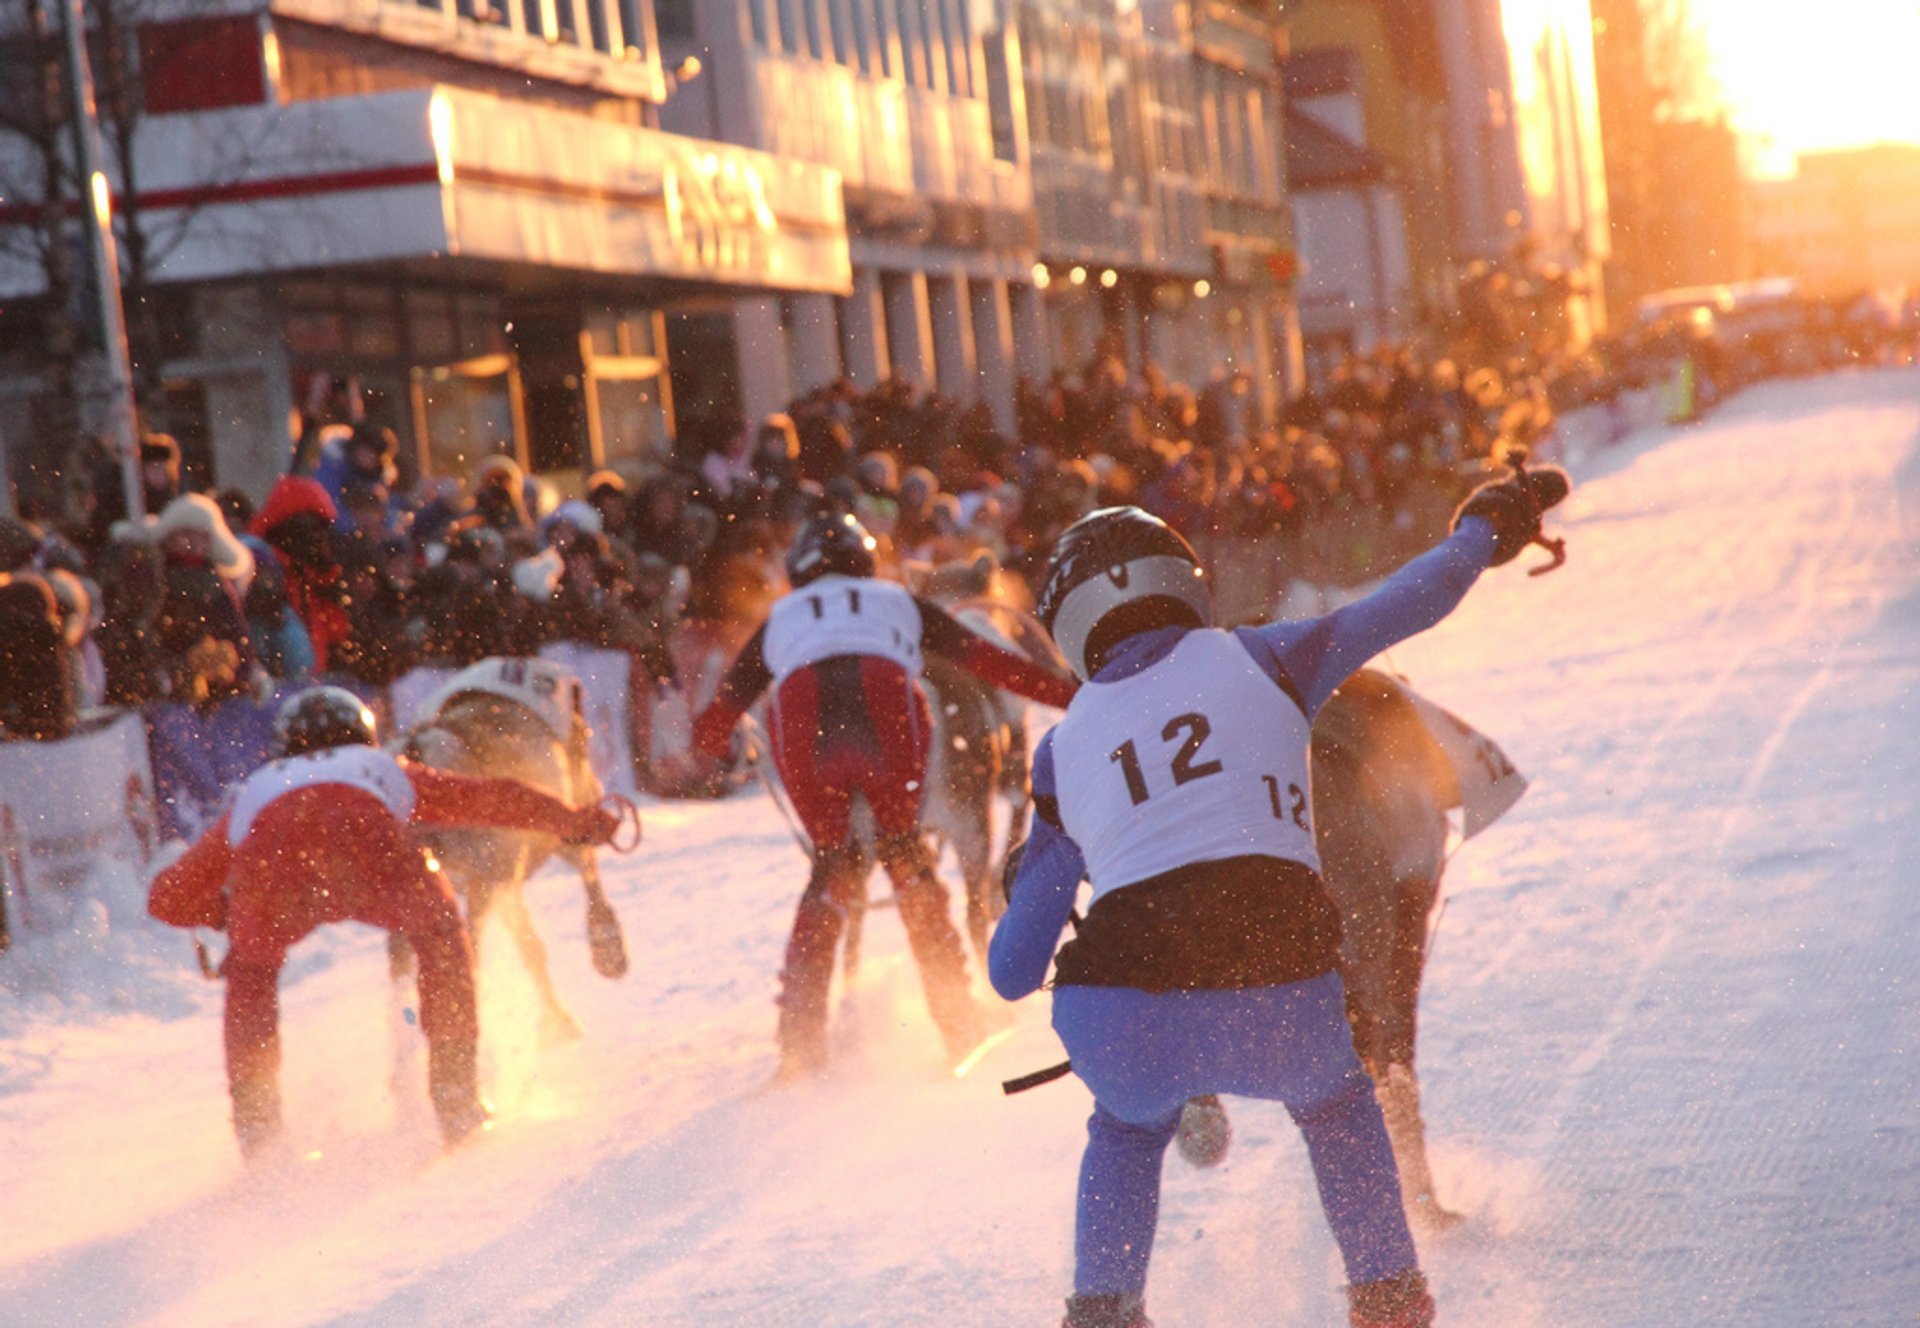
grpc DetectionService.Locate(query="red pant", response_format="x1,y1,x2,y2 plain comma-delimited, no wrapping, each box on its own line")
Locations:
769,655,932,848
764,656,979,1069
223,791,476,1141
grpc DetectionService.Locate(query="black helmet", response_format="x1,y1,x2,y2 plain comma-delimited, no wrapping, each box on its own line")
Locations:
274,685,379,757
785,512,877,587
1037,506,1211,679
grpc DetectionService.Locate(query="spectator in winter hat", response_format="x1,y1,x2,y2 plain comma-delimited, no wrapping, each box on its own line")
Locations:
0,571,76,741
250,475,351,673
319,424,409,534
473,454,534,536
153,498,257,709
154,492,255,590
586,469,628,537
139,432,184,518
752,414,803,495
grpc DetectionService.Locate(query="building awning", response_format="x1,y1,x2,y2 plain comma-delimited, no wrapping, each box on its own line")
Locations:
0,86,851,298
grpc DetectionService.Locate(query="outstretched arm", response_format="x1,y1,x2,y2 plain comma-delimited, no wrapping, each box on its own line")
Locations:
690,624,771,758
987,738,1086,999
917,601,1077,708
1241,519,1497,717
406,763,612,843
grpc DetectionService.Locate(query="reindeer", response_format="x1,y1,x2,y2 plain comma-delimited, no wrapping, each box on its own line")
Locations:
1178,668,1526,1231
397,657,629,1045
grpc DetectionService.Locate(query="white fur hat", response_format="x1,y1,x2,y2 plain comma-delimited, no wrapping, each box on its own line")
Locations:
153,493,254,582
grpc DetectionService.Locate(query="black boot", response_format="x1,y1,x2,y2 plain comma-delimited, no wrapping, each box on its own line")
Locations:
428,1038,493,1146
1062,1292,1152,1328
1349,1269,1435,1328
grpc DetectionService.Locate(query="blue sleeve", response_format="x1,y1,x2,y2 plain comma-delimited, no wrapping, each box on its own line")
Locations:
988,735,1086,1000
1240,518,1497,716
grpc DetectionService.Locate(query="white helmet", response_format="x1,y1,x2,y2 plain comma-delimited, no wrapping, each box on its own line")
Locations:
1036,506,1211,680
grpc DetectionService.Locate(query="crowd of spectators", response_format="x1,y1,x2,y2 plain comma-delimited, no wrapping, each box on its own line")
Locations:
3,289,1914,765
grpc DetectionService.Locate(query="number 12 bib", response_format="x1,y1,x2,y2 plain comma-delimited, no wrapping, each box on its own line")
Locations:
1052,628,1321,901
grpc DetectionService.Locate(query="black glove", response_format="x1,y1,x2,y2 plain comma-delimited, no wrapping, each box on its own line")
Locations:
1453,466,1570,566
999,838,1027,906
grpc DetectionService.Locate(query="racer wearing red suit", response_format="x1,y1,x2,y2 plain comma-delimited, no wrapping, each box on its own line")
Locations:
690,513,1076,1078
149,687,617,1155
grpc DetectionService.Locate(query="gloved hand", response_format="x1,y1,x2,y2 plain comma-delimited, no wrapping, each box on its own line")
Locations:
564,804,621,847
1452,465,1571,566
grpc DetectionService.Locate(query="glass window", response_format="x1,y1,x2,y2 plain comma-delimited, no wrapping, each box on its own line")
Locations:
586,0,614,52
655,0,695,40
848,0,873,73
803,0,826,62
983,33,1018,162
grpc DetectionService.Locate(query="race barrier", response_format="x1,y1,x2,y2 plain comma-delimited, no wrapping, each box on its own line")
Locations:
1,644,655,948
0,711,160,942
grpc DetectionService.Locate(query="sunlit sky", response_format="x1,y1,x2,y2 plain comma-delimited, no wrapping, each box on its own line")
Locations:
1689,0,1920,176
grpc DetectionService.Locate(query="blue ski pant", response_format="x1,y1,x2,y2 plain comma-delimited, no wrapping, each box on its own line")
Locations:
1053,971,1418,1297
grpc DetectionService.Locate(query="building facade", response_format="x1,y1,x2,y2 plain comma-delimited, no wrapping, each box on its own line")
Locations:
3,0,1306,498
0,0,852,497
1748,146,1920,298
1281,0,1608,372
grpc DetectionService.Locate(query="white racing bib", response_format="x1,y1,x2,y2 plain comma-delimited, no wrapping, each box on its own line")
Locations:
1053,629,1321,901
763,576,925,686
418,656,581,742
228,745,417,845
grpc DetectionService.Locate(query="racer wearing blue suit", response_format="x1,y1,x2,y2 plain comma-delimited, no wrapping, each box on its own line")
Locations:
989,480,1565,1328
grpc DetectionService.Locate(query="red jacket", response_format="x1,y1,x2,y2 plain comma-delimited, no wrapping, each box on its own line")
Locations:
150,756,599,937
250,476,351,672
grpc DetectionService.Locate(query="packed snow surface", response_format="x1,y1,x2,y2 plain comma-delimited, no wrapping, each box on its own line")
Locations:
4,368,1918,1326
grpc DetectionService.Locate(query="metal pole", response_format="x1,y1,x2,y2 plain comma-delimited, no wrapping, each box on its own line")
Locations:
57,0,143,518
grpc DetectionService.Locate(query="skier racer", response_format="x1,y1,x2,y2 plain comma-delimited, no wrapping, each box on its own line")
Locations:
149,685,621,1157
690,512,1077,1079
989,469,1568,1328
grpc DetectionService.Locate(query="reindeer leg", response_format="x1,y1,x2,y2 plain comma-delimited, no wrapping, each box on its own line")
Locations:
568,845,629,979
495,880,583,1045
952,815,994,964
1373,878,1462,1231
1374,1061,1461,1232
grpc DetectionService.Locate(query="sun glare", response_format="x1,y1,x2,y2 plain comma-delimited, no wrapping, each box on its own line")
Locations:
1691,0,1920,173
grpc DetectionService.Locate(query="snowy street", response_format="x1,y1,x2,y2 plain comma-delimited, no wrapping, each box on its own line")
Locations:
3,367,1918,1326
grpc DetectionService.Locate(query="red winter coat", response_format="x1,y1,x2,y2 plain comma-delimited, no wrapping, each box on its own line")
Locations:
250,476,352,672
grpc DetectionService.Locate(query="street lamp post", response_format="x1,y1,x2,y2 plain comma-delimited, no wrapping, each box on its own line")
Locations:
57,0,144,519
